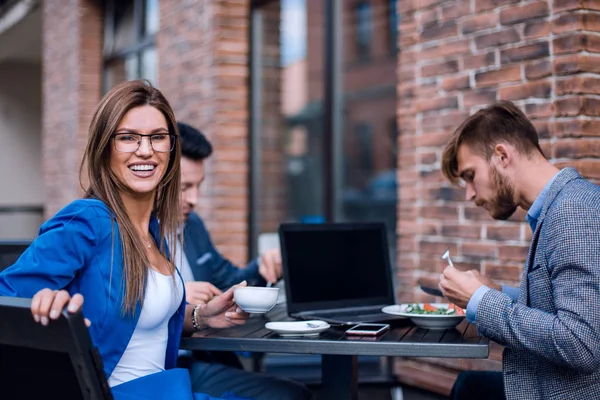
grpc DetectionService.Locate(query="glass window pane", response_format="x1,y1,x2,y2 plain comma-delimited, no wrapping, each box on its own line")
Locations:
355,2,372,61
112,1,136,54
339,1,397,265
145,0,160,35
141,47,158,85
104,54,139,91
256,0,324,237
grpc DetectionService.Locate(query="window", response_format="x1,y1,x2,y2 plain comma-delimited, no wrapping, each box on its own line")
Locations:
388,0,398,54
103,0,159,92
355,2,372,61
250,0,397,267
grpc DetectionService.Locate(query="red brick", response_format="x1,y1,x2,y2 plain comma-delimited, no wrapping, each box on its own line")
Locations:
499,1,549,25
463,88,498,108
498,80,552,101
417,96,459,113
553,139,600,159
554,0,600,13
423,186,465,202
420,21,459,41
524,60,552,80
556,76,600,96
419,40,471,61
399,220,438,235
400,237,418,253
485,263,523,281
421,60,460,77
440,2,472,21
421,110,470,131
533,120,551,139
523,20,550,40
563,160,600,180
464,205,494,221
464,51,497,70
500,41,549,64
555,54,600,75
416,9,438,27
525,102,553,119
554,119,600,138
554,97,600,117
552,12,600,34
475,0,520,13
462,242,498,259
498,245,529,262
416,132,453,147
43,0,102,217
461,12,498,34
486,225,521,241
421,205,460,220
158,0,252,264
419,151,438,165
475,28,520,50
475,65,522,88
441,224,481,239
419,241,459,257
442,74,471,91
553,33,600,55
540,140,552,158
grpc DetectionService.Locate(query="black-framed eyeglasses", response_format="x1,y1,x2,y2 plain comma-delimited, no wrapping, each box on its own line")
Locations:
112,133,176,153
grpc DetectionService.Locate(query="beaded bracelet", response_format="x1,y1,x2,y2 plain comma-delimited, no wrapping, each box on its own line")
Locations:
192,304,203,332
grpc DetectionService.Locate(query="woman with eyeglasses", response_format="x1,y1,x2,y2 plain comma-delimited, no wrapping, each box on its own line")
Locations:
0,80,250,400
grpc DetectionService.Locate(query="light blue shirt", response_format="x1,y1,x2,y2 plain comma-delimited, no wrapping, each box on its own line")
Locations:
466,170,561,323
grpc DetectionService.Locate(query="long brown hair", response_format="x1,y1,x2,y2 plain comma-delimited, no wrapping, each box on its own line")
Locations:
80,80,181,314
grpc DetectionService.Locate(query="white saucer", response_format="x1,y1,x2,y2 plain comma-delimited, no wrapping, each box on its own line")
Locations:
265,320,330,336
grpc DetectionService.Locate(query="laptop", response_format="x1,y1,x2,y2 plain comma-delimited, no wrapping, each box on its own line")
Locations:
279,222,402,325
0,296,113,399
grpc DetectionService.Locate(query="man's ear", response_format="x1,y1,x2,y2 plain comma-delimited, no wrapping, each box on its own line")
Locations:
492,143,511,168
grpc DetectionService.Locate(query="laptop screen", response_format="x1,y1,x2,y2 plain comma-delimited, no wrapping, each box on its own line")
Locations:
279,223,395,313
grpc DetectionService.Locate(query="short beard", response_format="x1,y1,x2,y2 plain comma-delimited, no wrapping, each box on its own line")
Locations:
489,166,517,220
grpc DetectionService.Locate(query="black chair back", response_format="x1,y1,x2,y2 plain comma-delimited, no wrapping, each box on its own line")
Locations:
0,241,31,272
0,296,113,399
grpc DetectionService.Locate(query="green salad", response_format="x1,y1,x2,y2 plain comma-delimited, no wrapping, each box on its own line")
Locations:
404,303,464,316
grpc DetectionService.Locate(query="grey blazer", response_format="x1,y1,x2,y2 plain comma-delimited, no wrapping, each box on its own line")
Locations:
476,168,600,399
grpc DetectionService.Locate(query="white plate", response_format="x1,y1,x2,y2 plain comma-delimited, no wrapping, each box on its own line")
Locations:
382,304,465,330
265,320,330,337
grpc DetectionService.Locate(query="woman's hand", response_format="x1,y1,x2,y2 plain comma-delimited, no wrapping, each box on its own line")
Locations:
31,288,91,327
197,281,249,329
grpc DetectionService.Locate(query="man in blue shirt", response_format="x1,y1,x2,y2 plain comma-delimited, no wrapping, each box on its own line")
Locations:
175,122,311,400
439,101,600,400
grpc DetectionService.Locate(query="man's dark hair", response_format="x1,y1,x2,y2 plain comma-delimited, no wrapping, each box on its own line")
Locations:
441,101,545,185
177,121,213,161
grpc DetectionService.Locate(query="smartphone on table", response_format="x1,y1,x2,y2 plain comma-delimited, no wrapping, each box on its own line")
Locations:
345,323,390,336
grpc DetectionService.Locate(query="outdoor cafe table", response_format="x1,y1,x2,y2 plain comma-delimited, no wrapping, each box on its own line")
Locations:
180,305,489,400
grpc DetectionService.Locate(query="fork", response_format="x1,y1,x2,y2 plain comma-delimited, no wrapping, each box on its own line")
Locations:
441,249,454,268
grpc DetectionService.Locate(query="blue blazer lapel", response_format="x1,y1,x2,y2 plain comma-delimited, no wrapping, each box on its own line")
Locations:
519,168,583,305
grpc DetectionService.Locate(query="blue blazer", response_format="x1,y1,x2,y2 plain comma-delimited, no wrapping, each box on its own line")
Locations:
0,199,190,398
476,168,600,399
183,212,265,289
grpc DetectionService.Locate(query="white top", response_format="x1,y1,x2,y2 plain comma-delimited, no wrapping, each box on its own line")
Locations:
108,268,184,387
172,237,195,282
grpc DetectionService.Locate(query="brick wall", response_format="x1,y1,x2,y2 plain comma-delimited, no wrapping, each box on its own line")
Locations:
258,1,286,235
396,0,600,395
158,0,251,265
42,0,102,218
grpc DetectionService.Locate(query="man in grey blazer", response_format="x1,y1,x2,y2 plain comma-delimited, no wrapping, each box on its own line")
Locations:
439,101,600,400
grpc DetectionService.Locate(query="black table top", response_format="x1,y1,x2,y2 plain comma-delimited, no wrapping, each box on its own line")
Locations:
180,305,489,359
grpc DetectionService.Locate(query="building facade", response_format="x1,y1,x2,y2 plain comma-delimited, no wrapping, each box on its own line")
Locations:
1,0,600,394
